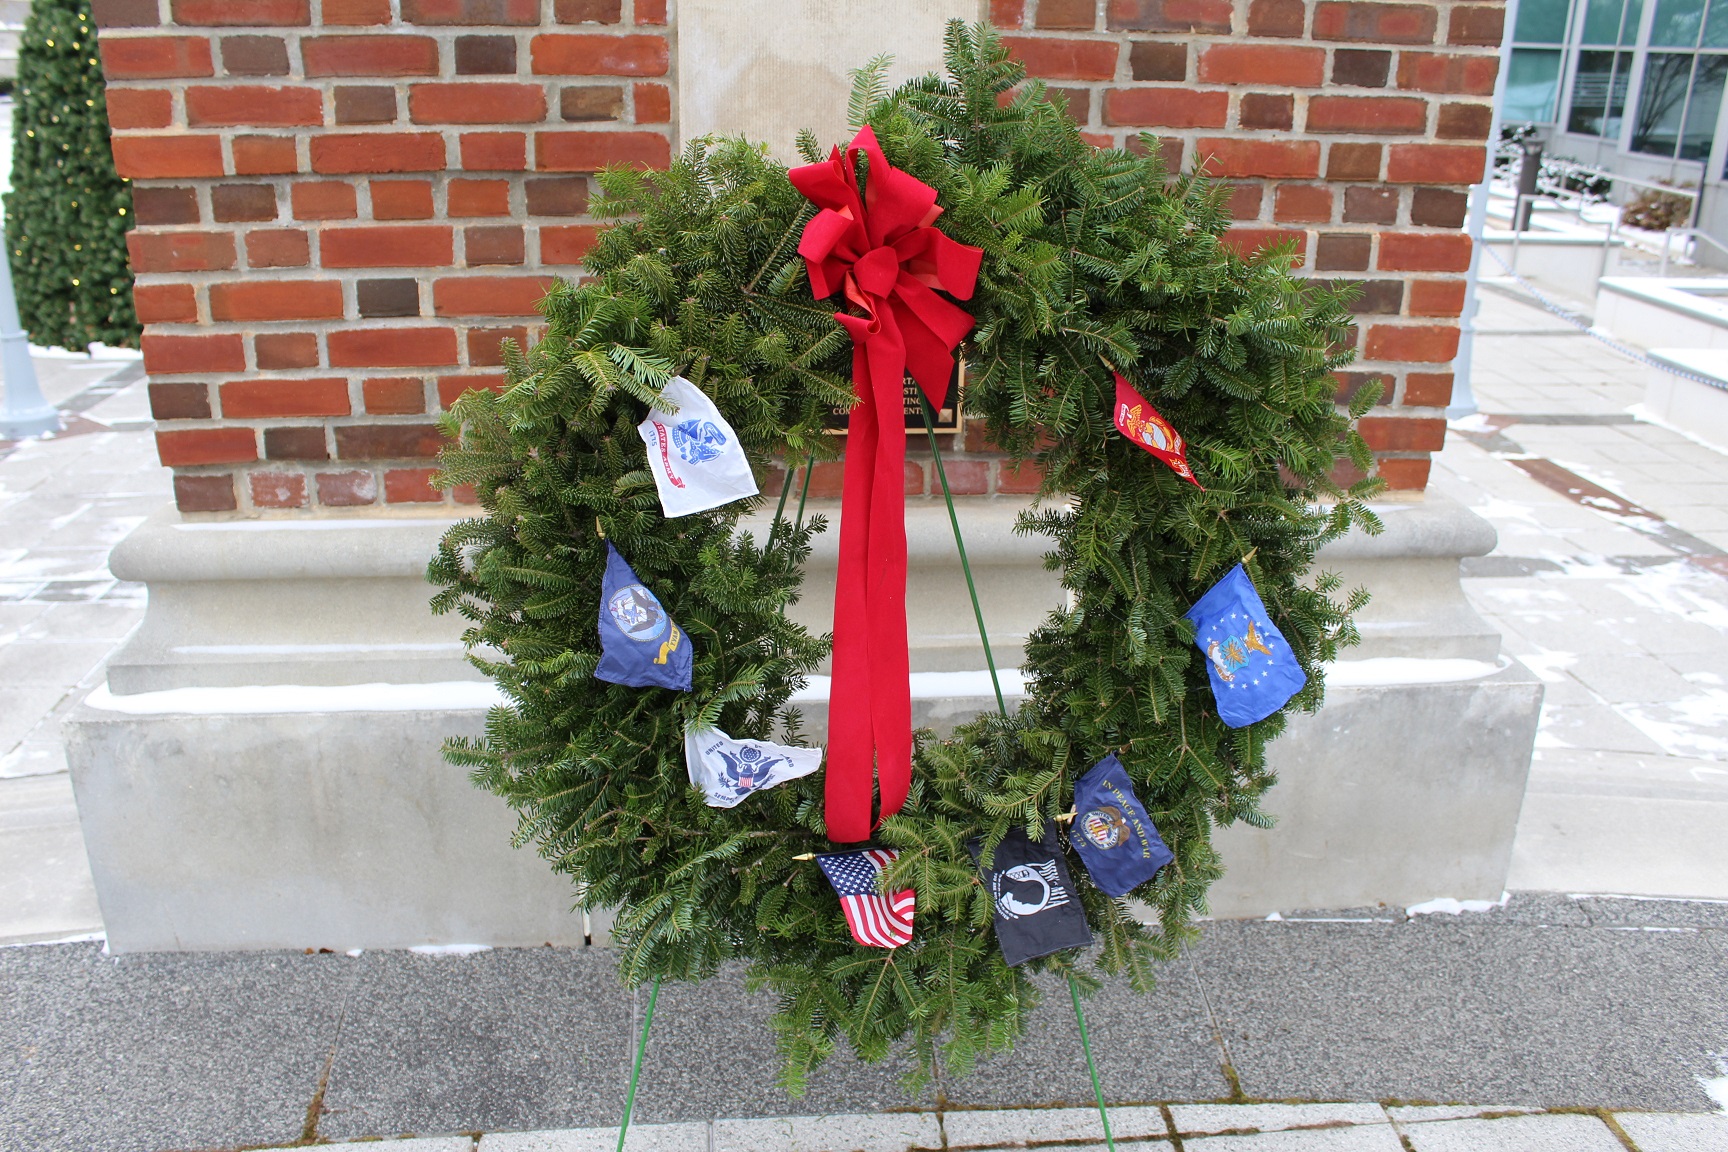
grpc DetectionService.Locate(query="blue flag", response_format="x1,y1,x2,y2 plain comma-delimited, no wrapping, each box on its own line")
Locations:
1069,754,1172,898
596,542,692,691
1183,564,1306,728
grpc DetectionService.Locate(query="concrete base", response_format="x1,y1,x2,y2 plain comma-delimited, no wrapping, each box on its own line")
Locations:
1643,347,1728,455
1596,276,1728,352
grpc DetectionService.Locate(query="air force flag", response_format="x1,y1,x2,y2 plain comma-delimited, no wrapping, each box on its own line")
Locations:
1183,563,1306,728
637,375,759,518
1070,754,1173,898
596,542,692,691
684,726,823,808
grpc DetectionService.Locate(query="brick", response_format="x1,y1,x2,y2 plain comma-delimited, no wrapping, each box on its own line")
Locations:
434,275,555,317
461,132,528,170
466,325,530,365
133,187,200,227
1001,35,1119,80
335,86,397,124
1128,41,1186,81
231,136,298,175
1223,227,1307,260
541,224,602,264
403,0,541,23
456,35,517,74
1409,279,1467,316
1403,371,1454,404
1332,48,1392,87
1378,457,1431,490
358,278,421,318
1449,5,1504,45
1358,414,1447,450
245,229,311,268
364,377,427,414
1239,92,1293,130
634,82,671,124
112,136,225,179
530,34,670,76
437,374,507,408
1396,52,1499,94
1103,88,1227,127
1137,134,1183,170
522,176,586,216
1247,0,1304,35
1333,370,1391,405
220,378,351,418
322,225,454,268
221,36,291,76
371,179,435,219
1344,185,1398,224
1274,185,1333,223
1195,138,1320,178
171,0,310,24
133,283,199,324
1226,183,1262,218
556,0,622,20
106,88,173,130
992,0,1027,27
636,0,667,22
211,183,278,223
1313,2,1438,43
174,474,238,513
1198,44,1324,87
316,470,378,506
325,0,393,23
450,178,511,216
1387,143,1484,183
292,182,359,220
997,459,1045,494
149,382,213,420
1333,278,1403,313
804,460,846,499
335,423,447,458
303,35,441,78
311,133,447,174
94,0,162,28
1378,231,1471,271
210,280,344,322
1410,186,1469,227
1437,102,1493,140
157,427,259,465
1314,233,1372,270
1108,0,1233,33
266,427,329,459
940,459,989,495
1327,142,1382,179
328,326,460,367
1363,325,1459,363
101,36,215,79
1306,94,1428,134
1045,86,1091,122
385,468,442,503
465,224,526,264
536,130,669,171
254,332,321,368
1038,0,1097,28
250,470,309,508
128,230,237,273
410,82,547,124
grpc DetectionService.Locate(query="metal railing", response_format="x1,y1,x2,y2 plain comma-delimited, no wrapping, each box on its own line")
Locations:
1658,227,1728,275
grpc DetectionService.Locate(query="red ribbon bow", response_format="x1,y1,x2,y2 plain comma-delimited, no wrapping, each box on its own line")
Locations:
789,126,983,844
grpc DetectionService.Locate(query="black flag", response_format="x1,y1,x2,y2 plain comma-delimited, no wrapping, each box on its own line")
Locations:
971,825,1093,967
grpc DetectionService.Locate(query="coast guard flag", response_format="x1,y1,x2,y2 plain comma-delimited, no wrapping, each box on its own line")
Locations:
816,849,915,949
971,827,1092,967
1070,754,1173,898
595,542,692,691
636,375,759,518
1114,372,1202,488
1183,564,1306,728
684,726,823,809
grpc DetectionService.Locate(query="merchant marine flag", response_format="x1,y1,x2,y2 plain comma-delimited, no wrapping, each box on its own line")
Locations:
1069,754,1173,898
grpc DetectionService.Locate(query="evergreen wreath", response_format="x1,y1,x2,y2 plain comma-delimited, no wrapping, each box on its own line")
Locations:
431,23,1381,1091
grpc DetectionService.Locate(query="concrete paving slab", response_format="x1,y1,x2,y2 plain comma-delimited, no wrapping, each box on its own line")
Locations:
481,1123,709,1150
710,1112,940,1151
319,1140,476,1152
1613,1111,1728,1151
941,1104,1166,1144
1396,1112,1625,1150
1384,1105,1537,1123
0,775,101,944
1168,1103,1388,1135
1183,1124,1406,1150
1508,793,1728,899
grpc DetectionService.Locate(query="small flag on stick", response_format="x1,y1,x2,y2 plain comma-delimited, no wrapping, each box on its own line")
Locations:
1113,372,1202,488
972,826,1093,967
1069,754,1173,898
595,542,692,692
1183,563,1306,727
816,849,915,949
636,375,760,518
684,727,823,809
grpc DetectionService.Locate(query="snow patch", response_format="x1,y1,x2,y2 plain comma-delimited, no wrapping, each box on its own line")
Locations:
1517,650,1577,683
84,680,505,715
173,518,447,532
790,670,1029,703
2,931,106,949
1701,1053,1728,1114
1405,893,1510,917
409,944,492,956
1322,657,1504,687
1616,688,1728,759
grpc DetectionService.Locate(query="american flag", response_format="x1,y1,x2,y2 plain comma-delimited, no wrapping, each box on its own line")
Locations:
816,849,915,949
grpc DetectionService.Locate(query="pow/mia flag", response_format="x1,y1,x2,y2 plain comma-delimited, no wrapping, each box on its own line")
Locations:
636,375,759,519
684,726,823,809
971,826,1093,967
1070,754,1173,898
595,542,692,692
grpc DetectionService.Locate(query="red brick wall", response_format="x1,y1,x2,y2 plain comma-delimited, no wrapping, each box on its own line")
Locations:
94,0,671,514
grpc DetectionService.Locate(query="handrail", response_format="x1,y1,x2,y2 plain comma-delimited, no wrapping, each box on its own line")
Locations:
1659,227,1728,275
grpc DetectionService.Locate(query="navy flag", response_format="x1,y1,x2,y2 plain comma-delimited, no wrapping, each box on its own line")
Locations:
1070,754,1173,898
595,542,692,691
1183,563,1306,728
971,826,1093,967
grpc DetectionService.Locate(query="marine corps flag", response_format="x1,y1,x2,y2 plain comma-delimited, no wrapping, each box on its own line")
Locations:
1184,563,1306,728
971,826,1093,967
1069,754,1173,898
595,542,692,692
1114,372,1202,488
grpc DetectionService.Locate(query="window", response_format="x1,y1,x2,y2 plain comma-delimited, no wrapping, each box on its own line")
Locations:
1568,0,1642,134
1509,0,1579,121
1631,0,1728,157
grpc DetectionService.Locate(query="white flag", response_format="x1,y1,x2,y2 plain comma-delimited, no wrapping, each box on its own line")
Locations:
684,726,823,809
637,376,759,518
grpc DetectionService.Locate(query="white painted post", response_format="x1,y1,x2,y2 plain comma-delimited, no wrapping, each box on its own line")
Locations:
0,230,57,440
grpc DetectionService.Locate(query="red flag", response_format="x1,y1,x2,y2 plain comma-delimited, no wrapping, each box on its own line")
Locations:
1114,373,1203,488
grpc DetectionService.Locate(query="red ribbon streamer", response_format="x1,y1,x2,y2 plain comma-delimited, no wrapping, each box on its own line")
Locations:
789,126,983,843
